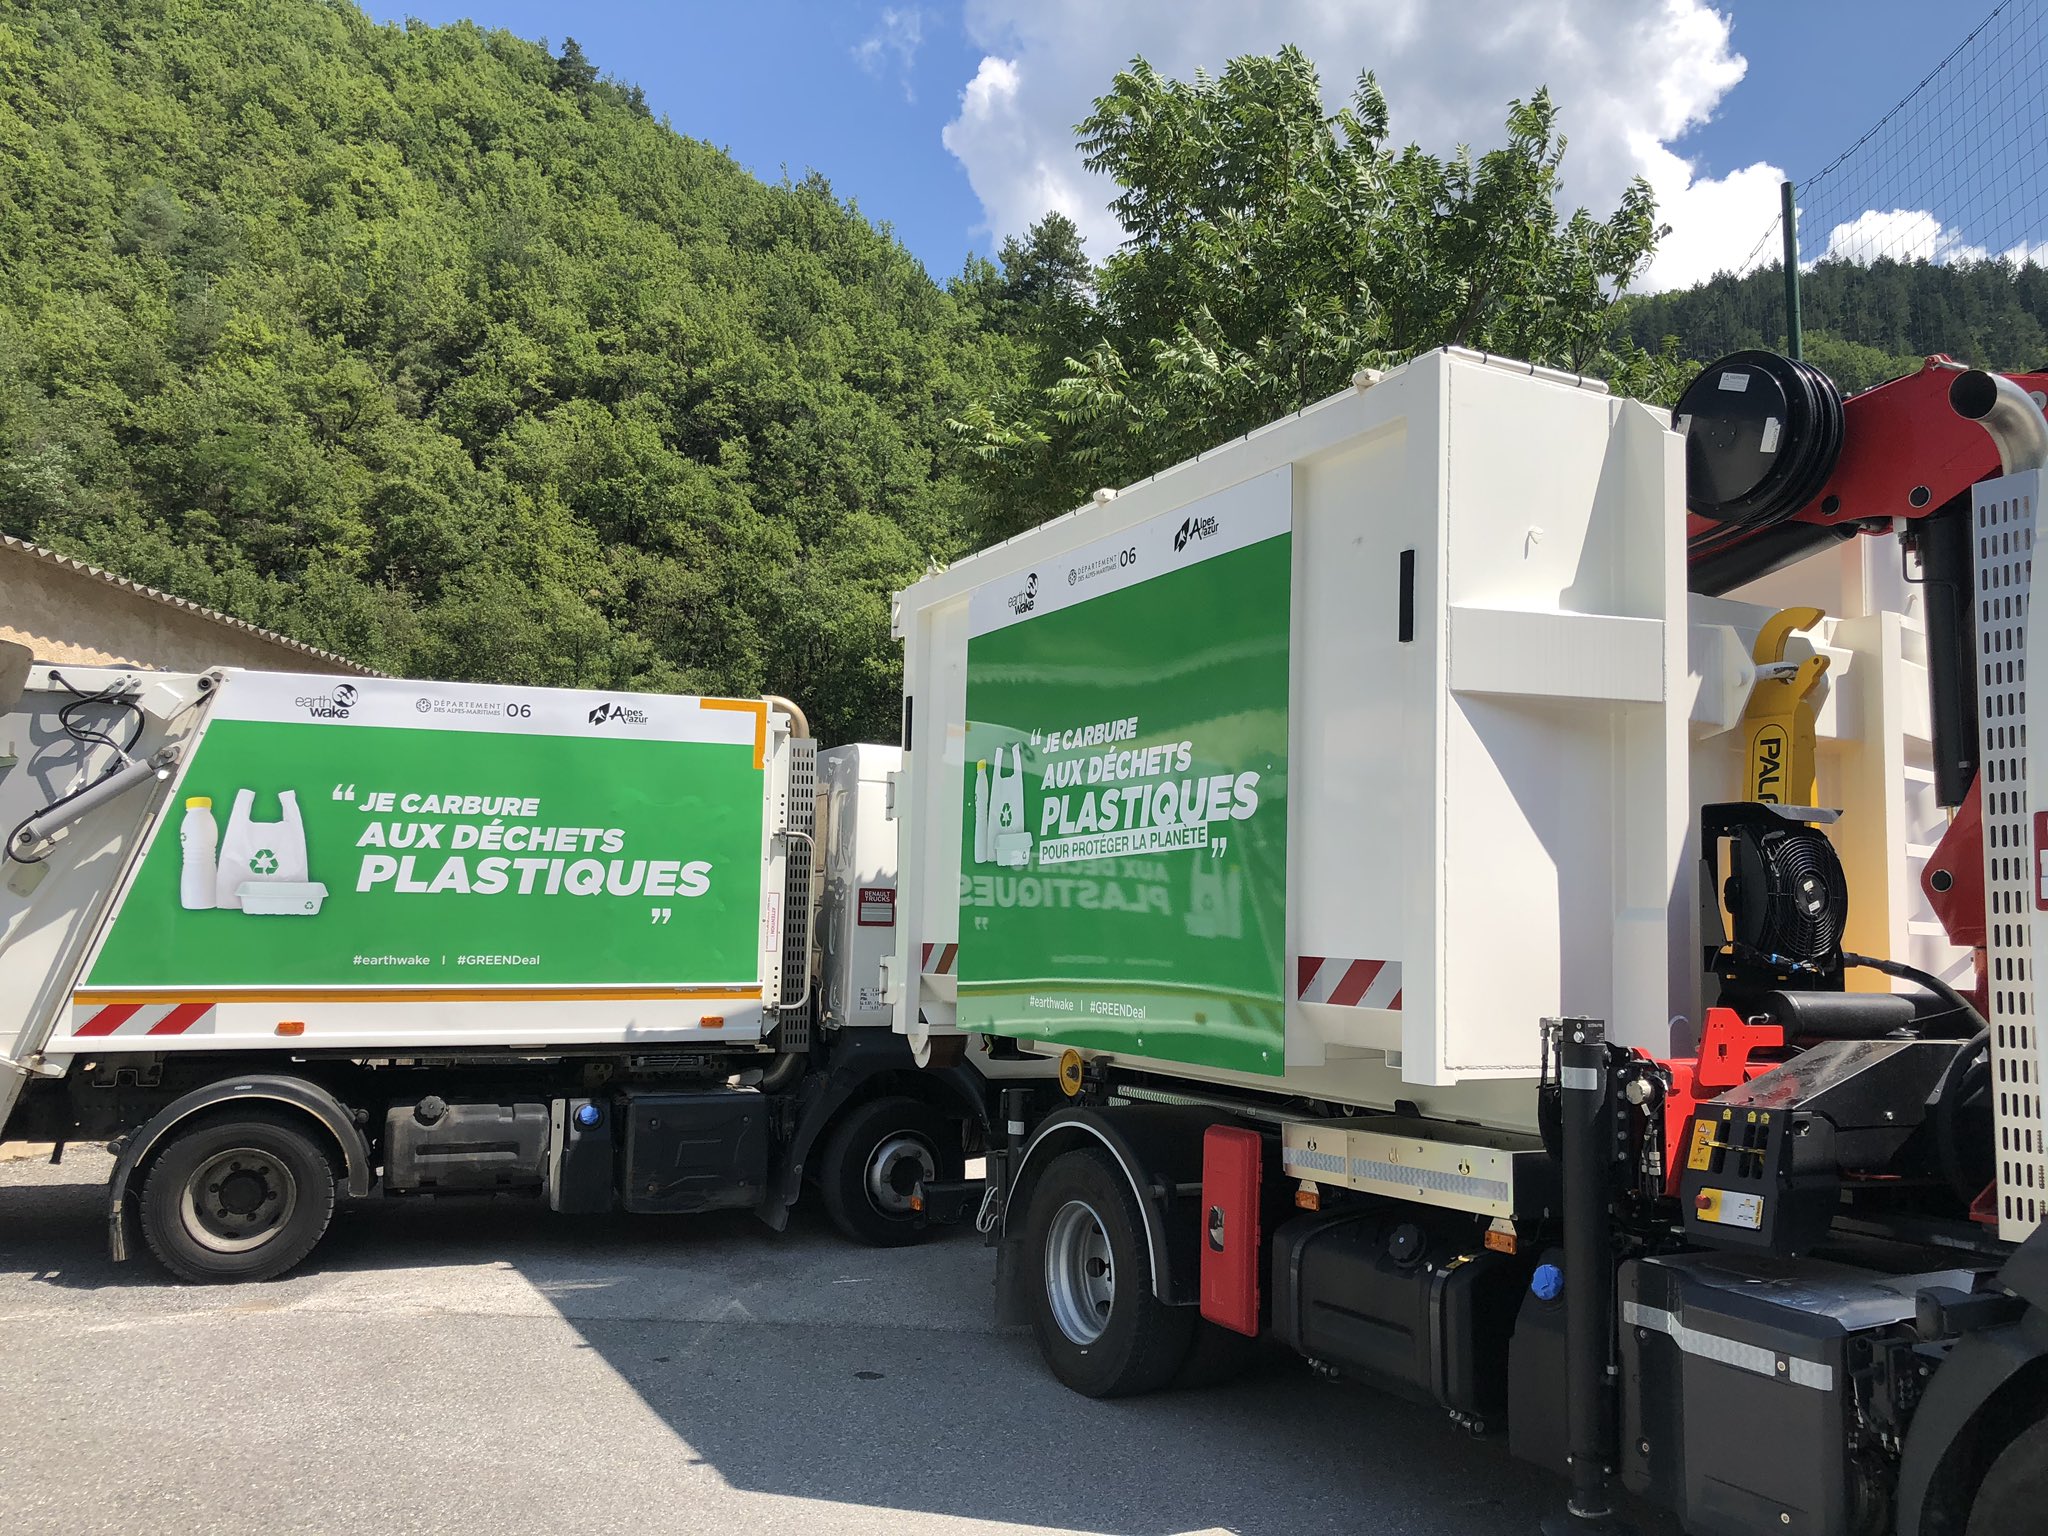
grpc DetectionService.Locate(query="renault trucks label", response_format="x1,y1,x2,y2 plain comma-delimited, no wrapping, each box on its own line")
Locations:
81,677,768,996
958,466,1293,1076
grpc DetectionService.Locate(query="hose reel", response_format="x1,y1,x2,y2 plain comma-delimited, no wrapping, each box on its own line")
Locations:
1676,351,1846,534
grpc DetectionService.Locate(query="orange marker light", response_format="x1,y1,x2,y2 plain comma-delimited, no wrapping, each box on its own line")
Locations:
275,1021,305,1037
699,1014,724,1028
1484,1227,1518,1255
1294,1181,1322,1211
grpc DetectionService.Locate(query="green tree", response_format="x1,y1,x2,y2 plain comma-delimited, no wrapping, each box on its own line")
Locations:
0,0,1017,744
953,48,1668,533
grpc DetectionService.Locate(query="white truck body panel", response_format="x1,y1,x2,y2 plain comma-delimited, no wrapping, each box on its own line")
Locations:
892,348,1960,1129
1,666,807,1100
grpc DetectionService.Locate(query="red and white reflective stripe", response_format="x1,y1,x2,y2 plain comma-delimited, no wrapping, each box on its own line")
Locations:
920,943,958,974
71,1002,216,1038
1296,956,1402,1011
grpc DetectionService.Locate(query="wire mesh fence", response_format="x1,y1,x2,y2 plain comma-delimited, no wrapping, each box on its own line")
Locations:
1732,0,2047,277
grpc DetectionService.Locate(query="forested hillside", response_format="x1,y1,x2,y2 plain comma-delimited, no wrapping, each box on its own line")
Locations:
5,3,2042,739
0,0,1021,742
1622,258,2048,393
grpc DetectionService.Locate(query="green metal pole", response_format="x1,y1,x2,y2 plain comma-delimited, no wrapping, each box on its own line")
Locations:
1780,180,1803,361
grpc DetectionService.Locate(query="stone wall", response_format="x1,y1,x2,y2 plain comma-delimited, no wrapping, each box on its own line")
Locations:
1,539,369,676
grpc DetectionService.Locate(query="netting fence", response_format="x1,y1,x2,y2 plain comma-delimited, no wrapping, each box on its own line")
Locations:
1732,0,2048,277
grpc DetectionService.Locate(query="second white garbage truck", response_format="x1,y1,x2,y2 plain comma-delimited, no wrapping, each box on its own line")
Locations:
0,665,1029,1280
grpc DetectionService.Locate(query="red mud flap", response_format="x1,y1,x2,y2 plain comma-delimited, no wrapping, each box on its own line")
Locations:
1200,1125,1262,1336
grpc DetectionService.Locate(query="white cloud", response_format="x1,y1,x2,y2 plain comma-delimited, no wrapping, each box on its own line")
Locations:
942,0,1785,291
1817,207,2043,268
854,8,926,102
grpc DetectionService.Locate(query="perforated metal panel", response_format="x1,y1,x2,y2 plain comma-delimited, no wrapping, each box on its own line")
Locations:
776,737,817,1051
1974,469,2047,1241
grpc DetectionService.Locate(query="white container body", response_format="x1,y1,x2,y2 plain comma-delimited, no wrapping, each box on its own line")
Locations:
891,348,1960,1129
2,668,806,1070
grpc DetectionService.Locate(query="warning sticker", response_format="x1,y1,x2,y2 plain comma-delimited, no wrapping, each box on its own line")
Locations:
1687,1118,1719,1172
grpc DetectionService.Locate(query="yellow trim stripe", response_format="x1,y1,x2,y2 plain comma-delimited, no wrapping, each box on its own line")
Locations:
702,696,770,769
73,986,763,1005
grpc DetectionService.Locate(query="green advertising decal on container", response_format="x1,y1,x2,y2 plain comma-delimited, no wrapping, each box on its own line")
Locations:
83,676,768,995
959,466,1293,1075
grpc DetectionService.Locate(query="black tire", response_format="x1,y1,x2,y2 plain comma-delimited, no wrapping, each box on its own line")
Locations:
137,1110,338,1284
816,1095,963,1248
1023,1148,1196,1398
1969,1415,2048,1535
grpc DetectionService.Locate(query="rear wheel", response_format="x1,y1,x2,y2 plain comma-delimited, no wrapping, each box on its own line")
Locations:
138,1111,337,1284
1024,1148,1195,1397
817,1095,962,1247
1969,1415,2048,1535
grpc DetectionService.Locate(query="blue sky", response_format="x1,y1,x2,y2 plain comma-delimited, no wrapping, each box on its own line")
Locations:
366,2,2027,290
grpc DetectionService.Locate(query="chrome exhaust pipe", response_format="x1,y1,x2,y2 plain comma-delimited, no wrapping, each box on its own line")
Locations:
1950,368,2048,476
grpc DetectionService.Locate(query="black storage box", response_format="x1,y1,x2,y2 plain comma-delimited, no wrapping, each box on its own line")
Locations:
1619,1250,1958,1535
621,1089,767,1214
1271,1209,1526,1422
383,1099,550,1192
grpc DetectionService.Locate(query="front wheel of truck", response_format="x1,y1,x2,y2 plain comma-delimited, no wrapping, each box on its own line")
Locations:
1024,1148,1195,1398
138,1111,337,1283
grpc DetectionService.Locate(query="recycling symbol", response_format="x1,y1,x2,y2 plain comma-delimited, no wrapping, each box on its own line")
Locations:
998,804,1013,827
249,848,279,875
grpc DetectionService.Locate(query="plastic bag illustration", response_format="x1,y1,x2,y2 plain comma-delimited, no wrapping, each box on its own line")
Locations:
990,745,1031,868
215,789,324,914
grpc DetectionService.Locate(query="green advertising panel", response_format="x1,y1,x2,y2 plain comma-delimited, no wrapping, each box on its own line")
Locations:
86,681,766,993
958,467,1292,1075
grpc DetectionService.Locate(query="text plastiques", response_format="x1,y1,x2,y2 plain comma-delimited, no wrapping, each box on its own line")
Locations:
347,790,713,898
1027,716,1260,866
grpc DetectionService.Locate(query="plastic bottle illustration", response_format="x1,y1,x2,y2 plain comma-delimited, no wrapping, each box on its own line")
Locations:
973,758,992,864
215,789,314,911
178,796,219,910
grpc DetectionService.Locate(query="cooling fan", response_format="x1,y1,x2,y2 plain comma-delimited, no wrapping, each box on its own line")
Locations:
1703,803,1849,987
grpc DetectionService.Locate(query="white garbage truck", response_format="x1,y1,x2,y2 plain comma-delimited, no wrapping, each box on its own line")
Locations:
0,668,1019,1281
889,345,2048,1535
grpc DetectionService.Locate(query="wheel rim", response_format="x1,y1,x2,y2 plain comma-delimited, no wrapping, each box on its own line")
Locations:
178,1146,298,1254
863,1133,936,1217
1044,1198,1115,1345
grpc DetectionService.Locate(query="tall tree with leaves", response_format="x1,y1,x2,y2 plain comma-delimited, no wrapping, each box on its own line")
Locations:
954,47,1677,534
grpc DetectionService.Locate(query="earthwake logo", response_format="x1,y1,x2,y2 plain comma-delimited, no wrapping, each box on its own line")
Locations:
1005,572,1039,616
295,683,358,720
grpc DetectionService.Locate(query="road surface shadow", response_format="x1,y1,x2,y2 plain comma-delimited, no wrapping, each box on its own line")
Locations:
0,1158,1676,1535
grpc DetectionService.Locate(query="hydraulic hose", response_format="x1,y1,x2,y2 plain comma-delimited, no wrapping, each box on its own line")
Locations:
1840,952,1988,1034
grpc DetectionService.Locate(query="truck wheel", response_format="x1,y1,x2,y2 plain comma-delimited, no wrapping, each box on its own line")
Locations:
1024,1148,1195,1398
1969,1416,2048,1535
138,1111,337,1284
817,1095,962,1248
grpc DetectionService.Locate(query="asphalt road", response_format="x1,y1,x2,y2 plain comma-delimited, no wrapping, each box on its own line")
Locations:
0,1148,1658,1536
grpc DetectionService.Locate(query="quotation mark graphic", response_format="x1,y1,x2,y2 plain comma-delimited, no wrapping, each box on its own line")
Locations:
331,783,356,801
650,907,673,925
